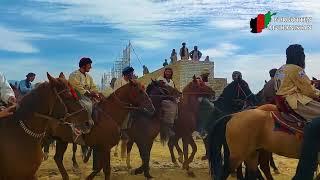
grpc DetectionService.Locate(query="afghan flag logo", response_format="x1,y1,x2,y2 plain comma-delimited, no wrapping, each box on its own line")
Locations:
250,11,277,33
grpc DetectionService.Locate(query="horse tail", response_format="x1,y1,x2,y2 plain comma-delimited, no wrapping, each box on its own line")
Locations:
120,140,127,159
160,125,171,145
207,115,232,180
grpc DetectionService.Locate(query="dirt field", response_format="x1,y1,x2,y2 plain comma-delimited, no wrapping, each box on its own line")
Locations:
37,139,298,180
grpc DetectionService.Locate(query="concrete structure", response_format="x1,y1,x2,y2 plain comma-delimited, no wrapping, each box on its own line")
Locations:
138,60,227,97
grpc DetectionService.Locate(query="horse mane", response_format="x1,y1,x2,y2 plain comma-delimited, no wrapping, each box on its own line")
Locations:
14,82,49,122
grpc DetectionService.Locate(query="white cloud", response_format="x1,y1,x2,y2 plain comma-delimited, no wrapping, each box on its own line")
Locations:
0,26,45,53
208,19,249,30
202,43,240,58
22,0,319,49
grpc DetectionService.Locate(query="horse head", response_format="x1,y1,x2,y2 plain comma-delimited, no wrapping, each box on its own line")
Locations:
183,75,215,99
46,72,93,134
114,79,155,115
147,79,181,109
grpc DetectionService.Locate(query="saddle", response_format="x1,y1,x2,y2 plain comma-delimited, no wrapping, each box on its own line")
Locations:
272,95,308,138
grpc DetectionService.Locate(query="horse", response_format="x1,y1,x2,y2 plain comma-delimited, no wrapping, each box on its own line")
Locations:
206,94,320,180
168,76,259,177
166,76,215,176
48,79,155,180
123,80,181,179
0,72,91,179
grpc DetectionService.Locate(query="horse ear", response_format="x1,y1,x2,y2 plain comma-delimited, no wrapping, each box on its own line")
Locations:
47,72,58,86
59,72,66,79
129,79,135,86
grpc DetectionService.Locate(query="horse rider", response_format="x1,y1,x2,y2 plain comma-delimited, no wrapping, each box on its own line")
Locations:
18,72,36,96
261,68,277,104
157,67,178,137
0,72,16,118
218,71,257,113
157,67,176,88
68,57,98,143
113,66,135,138
272,44,320,180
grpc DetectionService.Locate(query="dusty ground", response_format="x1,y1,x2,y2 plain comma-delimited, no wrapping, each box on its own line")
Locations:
37,139,299,180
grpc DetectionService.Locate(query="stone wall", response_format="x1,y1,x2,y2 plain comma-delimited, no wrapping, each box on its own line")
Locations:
138,60,227,97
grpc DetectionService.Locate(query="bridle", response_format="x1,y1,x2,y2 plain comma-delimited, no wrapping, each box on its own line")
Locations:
20,86,87,139
111,90,144,111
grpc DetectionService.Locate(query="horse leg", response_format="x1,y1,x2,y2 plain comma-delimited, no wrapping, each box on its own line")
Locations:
168,136,179,166
81,145,89,162
201,137,208,160
133,142,153,178
172,136,183,164
72,143,80,170
174,137,184,164
126,139,134,169
245,152,259,180
103,148,111,180
236,164,244,180
269,153,280,174
114,142,119,157
259,150,274,180
142,142,154,179
182,136,190,170
43,142,50,161
54,140,69,180
185,136,197,177
87,146,104,180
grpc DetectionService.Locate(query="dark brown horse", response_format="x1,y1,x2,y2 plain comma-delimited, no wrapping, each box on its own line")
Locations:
168,76,215,176
123,80,181,179
0,73,91,179
49,80,155,180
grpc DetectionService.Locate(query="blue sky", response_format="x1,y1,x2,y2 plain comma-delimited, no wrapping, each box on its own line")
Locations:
0,0,319,92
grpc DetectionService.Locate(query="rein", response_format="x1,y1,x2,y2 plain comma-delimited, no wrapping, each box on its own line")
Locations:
20,86,86,139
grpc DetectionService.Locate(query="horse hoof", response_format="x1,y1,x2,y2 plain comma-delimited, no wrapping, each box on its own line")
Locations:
187,171,195,177
178,156,183,164
274,169,280,174
182,162,188,170
173,162,180,167
145,176,155,180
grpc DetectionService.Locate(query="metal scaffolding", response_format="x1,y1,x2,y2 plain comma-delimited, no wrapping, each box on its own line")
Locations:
100,42,131,90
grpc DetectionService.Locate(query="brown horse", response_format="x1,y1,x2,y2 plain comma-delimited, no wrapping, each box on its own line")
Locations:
49,80,155,180
0,73,91,179
123,80,181,179
206,100,313,180
168,76,215,176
